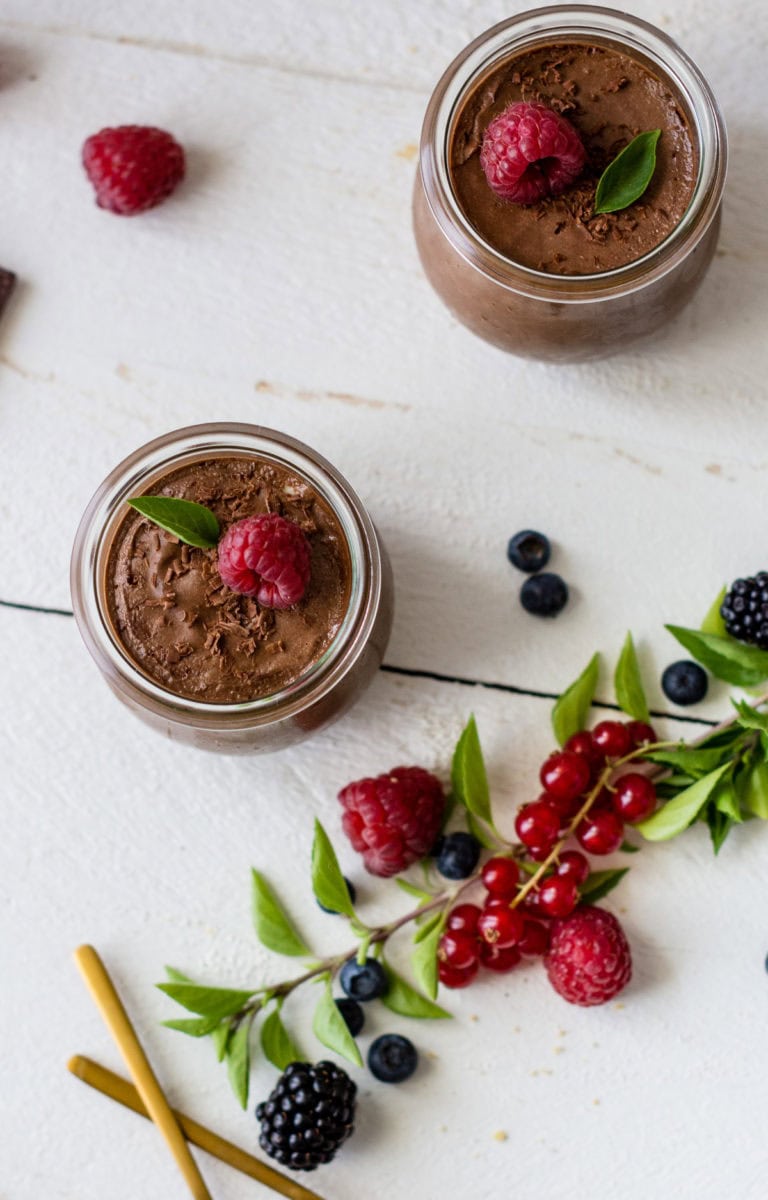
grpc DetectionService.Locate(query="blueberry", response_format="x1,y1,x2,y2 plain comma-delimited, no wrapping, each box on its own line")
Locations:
520,572,568,617
317,877,357,914
436,832,481,880
335,997,365,1036
661,660,708,706
339,957,388,1002
367,1034,418,1083
507,530,551,573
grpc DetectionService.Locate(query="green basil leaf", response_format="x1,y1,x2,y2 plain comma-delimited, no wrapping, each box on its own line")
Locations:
701,587,728,636
738,760,768,818
380,962,451,1019
665,625,768,687
396,879,433,903
645,746,729,777
411,920,443,1001
637,762,732,841
260,1006,302,1071
252,870,311,957
156,982,253,1020
225,1018,252,1110
552,653,600,746
594,129,661,214
705,804,733,855
311,820,355,918
312,980,362,1066
161,1016,223,1037
127,495,220,549
451,715,491,823
614,632,650,723
579,868,629,903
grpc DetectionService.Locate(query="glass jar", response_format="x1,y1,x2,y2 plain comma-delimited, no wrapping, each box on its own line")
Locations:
413,4,727,363
71,423,393,753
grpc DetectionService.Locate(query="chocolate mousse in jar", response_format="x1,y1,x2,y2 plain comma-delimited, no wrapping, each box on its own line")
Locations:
71,423,393,753
413,5,727,363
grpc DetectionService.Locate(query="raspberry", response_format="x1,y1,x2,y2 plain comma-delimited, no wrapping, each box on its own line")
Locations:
545,906,632,1006
256,1060,356,1170
217,514,311,609
338,766,444,877
480,101,586,205
721,574,768,647
81,125,185,215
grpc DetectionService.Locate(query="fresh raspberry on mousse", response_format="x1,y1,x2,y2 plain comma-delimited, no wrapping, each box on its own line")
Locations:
217,513,311,609
480,101,586,205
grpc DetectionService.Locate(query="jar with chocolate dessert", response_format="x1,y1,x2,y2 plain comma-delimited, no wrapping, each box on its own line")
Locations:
71,423,393,753
413,5,727,363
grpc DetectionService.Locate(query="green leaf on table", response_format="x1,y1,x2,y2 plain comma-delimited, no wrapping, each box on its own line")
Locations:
666,625,768,687
161,1015,223,1037
127,495,220,550
212,1020,233,1062
551,653,600,746
260,1006,302,1071
312,980,363,1066
705,805,733,855
614,632,650,723
594,129,661,214
311,820,355,918
156,982,254,1020
731,698,768,733
620,840,640,854
381,963,451,1019
164,966,197,984
714,781,742,823
645,746,730,778
580,868,629,903
636,762,732,841
410,920,443,1001
451,715,492,824
738,760,768,818
466,810,498,849
701,587,728,636
396,879,433,904
412,911,443,944
252,870,311,957
225,1018,252,1110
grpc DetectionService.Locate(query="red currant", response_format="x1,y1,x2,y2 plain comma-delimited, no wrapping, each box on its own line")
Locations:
626,720,657,751
612,773,657,823
446,903,482,935
438,930,479,971
518,919,551,956
564,730,604,770
483,896,509,910
515,800,561,849
527,843,555,862
479,942,521,972
539,874,579,918
522,889,545,916
556,850,590,885
438,959,479,989
591,720,632,759
481,856,520,897
576,806,624,855
539,750,591,802
477,906,525,949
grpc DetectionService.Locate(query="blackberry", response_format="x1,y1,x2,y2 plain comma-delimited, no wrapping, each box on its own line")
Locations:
721,574,768,648
436,832,481,880
520,572,568,617
507,529,551,573
256,1060,356,1171
661,660,708,706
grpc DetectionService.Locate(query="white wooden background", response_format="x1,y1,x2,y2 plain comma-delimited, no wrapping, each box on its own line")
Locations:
2,2,767,1197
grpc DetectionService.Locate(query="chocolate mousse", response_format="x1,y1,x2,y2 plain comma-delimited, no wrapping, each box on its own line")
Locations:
106,456,351,704
450,41,698,273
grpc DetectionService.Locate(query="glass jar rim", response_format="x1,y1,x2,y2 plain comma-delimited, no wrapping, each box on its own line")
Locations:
71,422,382,724
419,3,728,303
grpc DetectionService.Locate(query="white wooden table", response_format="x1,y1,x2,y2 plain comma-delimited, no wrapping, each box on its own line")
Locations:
2,2,767,1197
